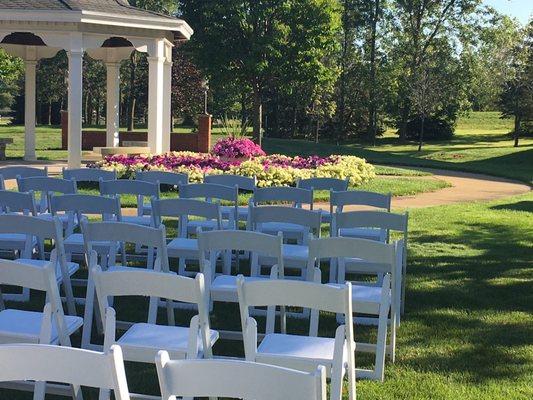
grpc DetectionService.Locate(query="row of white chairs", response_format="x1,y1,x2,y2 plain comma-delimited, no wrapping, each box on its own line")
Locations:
0,343,327,400
0,251,348,399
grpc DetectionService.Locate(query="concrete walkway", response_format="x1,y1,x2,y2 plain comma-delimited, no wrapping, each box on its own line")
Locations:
1,160,530,209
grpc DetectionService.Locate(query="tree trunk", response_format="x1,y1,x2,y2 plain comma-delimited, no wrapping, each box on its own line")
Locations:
252,86,262,147
368,0,380,145
127,53,137,131
514,114,521,147
418,114,425,151
47,100,52,126
315,119,320,144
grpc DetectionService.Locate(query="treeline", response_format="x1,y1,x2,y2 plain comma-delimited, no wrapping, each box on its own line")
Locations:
0,0,531,147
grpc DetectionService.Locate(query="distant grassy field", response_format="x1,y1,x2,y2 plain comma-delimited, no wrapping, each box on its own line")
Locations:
264,112,533,185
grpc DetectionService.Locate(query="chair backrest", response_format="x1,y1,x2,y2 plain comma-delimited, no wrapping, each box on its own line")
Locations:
0,214,64,249
330,190,391,212
136,170,188,187
82,221,169,272
92,266,213,355
0,190,38,215
238,277,353,337
0,166,47,181
252,186,313,208
51,193,122,218
0,344,130,400
156,354,326,400
151,198,222,238
332,210,408,243
180,182,238,203
100,179,159,198
18,176,77,213
308,236,396,277
249,205,322,241
297,177,349,192
198,229,284,279
0,259,70,345
204,173,256,192
62,167,117,182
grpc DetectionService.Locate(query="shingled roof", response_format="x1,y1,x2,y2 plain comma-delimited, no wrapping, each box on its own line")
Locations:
0,0,192,40
0,0,176,19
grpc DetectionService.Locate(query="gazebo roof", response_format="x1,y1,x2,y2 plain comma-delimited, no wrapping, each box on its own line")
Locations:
0,0,193,40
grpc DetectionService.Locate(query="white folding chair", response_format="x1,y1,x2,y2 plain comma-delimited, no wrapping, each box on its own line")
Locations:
136,170,188,215
0,259,83,346
249,186,314,242
237,278,355,400
99,179,159,227
152,197,222,277
0,214,79,315
249,205,321,280
93,266,219,399
62,167,117,183
297,177,349,224
0,190,44,260
330,190,391,238
156,353,326,400
18,176,78,214
0,175,4,190
50,194,123,263
0,166,47,187
198,230,284,334
204,173,256,228
308,236,397,381
0,344,130,400
81,221,170,350
180,182,239,232
333,210,408,318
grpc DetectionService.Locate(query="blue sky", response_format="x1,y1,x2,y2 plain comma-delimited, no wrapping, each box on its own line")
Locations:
484,0,532,25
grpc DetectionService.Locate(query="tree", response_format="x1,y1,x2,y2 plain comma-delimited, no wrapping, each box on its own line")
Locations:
171,45,204,124
0,48,23,110
36,51,68,125
390,0,482,140
500,22,533,147
409,61,441,151
180,0,341,145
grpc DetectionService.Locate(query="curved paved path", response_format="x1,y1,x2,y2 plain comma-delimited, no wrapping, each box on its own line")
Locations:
387,167,531,209
1,160,530,209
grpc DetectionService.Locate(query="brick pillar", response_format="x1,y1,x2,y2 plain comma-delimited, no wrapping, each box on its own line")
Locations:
61,110,68,150
197,114,212,153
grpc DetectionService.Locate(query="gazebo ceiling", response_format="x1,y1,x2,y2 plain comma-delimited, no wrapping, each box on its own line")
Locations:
0,0,193,41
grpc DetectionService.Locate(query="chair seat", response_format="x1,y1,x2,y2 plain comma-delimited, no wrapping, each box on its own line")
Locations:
117,323,219,363
0,233,37,252
37,213,82,230
0,309,83,344
167,238,198,258
121,215,152,226
329,283,388,315
187,220,232,234
64,233,116,255
220,205,248,220
211,275,267,302
259,222,307,242
257,333,338,369
14,258,79,283
339,228,386,242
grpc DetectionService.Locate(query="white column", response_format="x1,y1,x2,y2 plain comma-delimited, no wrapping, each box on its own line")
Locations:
67,50,83,168
147,40,165,154
106,62,120,147
162,59,172,153
24,60,37,161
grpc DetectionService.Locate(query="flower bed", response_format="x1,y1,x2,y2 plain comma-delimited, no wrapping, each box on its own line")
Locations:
91,151,375,187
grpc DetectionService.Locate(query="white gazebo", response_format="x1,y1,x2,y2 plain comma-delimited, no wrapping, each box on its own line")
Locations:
0,0,193,167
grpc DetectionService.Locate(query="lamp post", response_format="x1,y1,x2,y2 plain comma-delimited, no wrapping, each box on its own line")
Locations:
201,78,209,114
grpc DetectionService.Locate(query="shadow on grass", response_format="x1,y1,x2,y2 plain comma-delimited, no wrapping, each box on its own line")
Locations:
491,201,533,213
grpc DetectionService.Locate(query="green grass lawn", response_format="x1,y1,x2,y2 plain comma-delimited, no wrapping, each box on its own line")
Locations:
264,112,533,185
0,112,531,399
